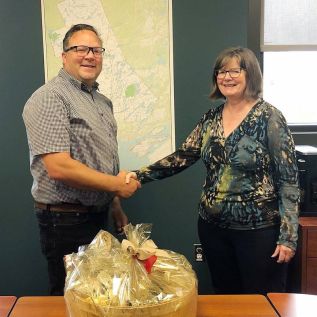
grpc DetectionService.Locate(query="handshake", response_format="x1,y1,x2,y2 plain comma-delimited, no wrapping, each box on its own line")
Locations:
115,171,140,198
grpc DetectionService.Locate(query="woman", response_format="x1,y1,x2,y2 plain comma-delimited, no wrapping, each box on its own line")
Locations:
127,47,299,294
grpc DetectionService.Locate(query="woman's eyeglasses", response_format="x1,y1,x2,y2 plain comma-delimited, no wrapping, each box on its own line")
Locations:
215,68,244,79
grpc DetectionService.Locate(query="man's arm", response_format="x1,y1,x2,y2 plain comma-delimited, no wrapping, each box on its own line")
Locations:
41,152,140,198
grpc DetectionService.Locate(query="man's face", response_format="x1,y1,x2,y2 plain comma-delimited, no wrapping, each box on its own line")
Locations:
62,30,103,87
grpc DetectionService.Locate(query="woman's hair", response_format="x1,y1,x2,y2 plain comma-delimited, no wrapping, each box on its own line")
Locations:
209,47,262,100
63,24,102,51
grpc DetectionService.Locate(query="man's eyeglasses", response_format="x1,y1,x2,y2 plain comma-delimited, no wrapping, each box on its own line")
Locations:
215,68,244,79
64,45,105,57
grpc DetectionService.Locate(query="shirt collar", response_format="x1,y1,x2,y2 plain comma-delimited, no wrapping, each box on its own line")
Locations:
59,68,99,92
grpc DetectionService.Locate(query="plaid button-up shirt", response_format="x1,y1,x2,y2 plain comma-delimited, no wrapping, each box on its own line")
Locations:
23,68,119,206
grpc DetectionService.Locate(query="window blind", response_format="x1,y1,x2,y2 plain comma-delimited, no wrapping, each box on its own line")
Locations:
261,0,317,51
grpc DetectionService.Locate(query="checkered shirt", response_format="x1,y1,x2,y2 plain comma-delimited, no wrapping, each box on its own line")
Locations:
22,68,119,206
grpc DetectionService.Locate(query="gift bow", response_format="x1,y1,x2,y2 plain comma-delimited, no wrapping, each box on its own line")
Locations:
121,239,169,273
122,239,169,260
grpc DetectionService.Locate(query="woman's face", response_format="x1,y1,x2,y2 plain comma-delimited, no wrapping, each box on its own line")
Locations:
216,57,247,100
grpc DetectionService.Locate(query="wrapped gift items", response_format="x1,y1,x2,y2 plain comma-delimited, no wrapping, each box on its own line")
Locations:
64,223,197,317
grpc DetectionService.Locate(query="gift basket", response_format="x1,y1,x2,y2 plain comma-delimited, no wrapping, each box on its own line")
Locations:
64,223,197,317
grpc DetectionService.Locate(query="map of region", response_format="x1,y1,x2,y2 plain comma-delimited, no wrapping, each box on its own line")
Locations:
41,0,174,170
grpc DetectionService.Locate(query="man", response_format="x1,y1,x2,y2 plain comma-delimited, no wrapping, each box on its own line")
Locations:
22,24,140,295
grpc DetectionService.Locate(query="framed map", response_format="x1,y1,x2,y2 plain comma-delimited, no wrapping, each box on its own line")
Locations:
41,0,175,170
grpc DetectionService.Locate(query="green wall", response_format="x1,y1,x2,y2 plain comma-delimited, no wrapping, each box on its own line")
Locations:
0,0,249,295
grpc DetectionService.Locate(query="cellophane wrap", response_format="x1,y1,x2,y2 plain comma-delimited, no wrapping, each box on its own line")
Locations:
64,223,197,317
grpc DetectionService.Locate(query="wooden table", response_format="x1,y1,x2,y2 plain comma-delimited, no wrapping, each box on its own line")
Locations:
9,297,66,317
9,295,278,317
0,296,16,317
197,294,278,316
267,293,317,317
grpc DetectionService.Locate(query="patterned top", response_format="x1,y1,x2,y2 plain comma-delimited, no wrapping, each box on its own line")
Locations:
22,68,119,206
136,99,300,249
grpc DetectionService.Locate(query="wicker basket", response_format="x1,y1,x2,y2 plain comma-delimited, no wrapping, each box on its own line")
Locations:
65,285,197,317
64,227,198,317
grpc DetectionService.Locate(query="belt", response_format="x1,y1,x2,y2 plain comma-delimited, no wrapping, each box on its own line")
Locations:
34,202,101,213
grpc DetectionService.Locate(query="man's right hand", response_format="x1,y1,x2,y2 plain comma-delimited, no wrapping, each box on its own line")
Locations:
116,171,141,198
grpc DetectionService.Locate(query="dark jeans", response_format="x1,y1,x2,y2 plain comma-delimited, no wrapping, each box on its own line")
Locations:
198,216,288,294
36,209,108,295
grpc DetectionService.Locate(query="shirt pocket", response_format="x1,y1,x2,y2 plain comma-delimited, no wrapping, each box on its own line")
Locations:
70,117,92,139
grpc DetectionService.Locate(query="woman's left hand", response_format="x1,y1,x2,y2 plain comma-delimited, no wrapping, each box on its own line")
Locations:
271,244,295,263
125,171,138,184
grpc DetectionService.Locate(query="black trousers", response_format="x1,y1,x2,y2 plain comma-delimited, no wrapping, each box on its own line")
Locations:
36,209,108,295
198,216,288,294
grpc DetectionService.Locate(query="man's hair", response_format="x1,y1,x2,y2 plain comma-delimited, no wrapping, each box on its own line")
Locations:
63,24,102,51
209,47,262,100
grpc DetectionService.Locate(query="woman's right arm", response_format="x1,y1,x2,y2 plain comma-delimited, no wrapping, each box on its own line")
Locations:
129,113,207,184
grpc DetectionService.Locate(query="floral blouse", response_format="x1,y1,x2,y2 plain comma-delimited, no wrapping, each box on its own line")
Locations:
136,99,300,250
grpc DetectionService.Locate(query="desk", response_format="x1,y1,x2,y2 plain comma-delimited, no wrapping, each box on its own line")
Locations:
10,295,278,317
267,293,317,317
0,296,16,317
197,295,278,317
298,217,317,294
9,297,66,317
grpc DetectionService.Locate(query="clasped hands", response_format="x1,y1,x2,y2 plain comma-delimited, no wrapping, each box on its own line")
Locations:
116,171,140,198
